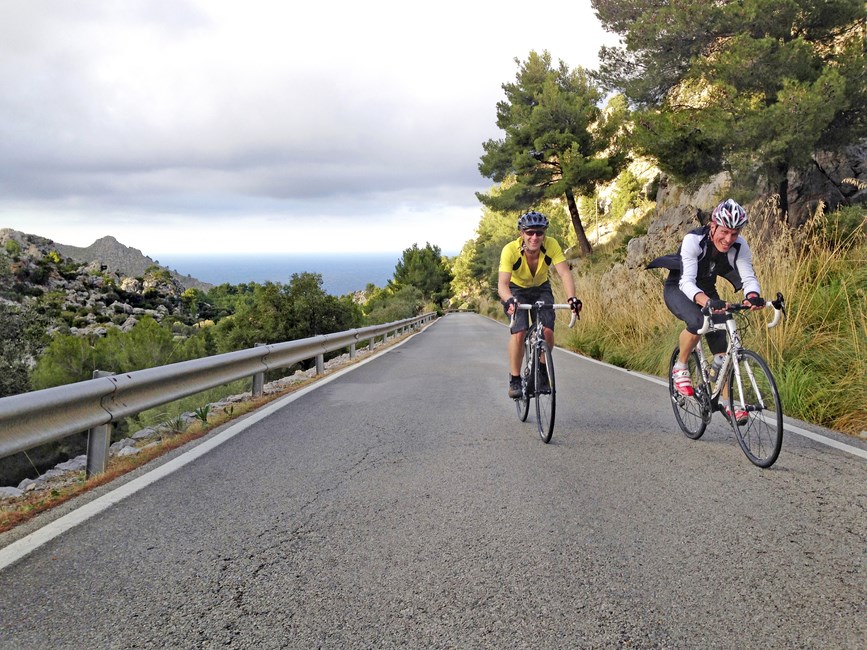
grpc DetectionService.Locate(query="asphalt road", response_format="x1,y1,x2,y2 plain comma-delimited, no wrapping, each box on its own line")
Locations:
1,313,865,649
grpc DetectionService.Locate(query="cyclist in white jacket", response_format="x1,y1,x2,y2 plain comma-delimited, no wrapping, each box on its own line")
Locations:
648,199,766,420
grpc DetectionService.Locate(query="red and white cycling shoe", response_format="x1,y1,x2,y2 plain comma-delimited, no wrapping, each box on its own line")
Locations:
671,368,695,397
724,404,749,425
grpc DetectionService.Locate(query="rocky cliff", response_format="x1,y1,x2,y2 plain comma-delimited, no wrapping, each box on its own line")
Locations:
0,228,210,339
52,234,212,291
624,143,867,270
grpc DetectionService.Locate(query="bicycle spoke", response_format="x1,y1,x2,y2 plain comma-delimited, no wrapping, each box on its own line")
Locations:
535,340,555,442
669,347,709,440
515,335,531,422
728,350,783,467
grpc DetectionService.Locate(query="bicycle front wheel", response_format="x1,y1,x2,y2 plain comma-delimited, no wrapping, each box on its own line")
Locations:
726,349,783,468
668,346,710,440
515,337,530,422
535,340,555,443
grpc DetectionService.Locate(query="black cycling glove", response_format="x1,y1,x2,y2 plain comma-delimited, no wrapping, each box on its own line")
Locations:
502,296,517,315
567,296,582,319
746,295,766,307
706,298,728,311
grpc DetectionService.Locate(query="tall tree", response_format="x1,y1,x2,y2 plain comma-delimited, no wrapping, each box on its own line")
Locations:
478,51,629,254
391,243,453,305
284,272,361,339
593,0,867,220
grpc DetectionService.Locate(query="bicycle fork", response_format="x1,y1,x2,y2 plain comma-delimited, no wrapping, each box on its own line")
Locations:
522,332,535,397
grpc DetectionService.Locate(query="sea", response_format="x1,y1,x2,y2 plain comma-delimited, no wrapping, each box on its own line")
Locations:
153,253,403,296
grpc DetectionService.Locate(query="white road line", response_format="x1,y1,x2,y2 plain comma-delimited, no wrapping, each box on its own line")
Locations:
0,330,428,572
557,346,867,460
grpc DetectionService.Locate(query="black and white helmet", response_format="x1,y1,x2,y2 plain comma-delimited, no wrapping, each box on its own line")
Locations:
712,199,748,229
517,211,549,231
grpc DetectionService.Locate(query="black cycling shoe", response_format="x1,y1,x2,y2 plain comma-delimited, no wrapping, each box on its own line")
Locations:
508,376,522,399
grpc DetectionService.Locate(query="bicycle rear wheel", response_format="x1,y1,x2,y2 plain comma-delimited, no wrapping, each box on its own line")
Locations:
668,346,710,440
535,340,555,443
726,349,783,468
515,337,530,422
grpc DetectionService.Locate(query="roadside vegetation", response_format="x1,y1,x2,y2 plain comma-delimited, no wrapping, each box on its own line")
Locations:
0,242,451,486
458,0,866,436
1,0,865,523
463,201,866,437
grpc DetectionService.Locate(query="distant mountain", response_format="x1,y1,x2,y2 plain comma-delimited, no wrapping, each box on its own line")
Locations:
52,235,212,291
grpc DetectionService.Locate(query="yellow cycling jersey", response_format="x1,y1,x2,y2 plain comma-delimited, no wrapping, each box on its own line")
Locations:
498,236,566,288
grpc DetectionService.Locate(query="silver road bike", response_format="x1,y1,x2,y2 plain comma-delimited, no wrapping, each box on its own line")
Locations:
668,293,787,467
511,302,577,443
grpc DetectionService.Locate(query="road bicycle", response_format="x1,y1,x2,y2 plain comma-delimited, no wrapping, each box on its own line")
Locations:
510,302,578,443
668,293,787,467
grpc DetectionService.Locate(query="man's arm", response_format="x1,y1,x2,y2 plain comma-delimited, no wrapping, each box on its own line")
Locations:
498,271,516,314
553,261,576,299
678,233,704,302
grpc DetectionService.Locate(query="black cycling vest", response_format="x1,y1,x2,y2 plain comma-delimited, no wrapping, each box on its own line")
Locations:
647,226,744,292
512,243,552,271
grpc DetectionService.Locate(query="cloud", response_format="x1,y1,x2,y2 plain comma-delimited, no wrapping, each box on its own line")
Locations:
0,0,618,254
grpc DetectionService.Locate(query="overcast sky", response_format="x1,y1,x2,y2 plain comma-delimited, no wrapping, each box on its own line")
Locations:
0,0,617,257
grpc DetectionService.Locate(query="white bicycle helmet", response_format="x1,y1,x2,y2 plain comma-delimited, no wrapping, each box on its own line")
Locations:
517,211,549,230
712,199,748,229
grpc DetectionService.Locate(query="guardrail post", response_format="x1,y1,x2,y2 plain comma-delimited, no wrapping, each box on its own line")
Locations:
86,370,114,478
252,343,265,397
349,342,356,359
316,353,324,375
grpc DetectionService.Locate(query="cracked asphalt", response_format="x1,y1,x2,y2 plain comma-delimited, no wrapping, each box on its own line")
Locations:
0,313,865,649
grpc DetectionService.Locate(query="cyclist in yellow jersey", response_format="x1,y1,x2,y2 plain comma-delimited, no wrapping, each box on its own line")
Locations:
498,211,582,399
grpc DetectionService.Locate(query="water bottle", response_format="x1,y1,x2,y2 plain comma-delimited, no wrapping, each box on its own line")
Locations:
708,353,725,382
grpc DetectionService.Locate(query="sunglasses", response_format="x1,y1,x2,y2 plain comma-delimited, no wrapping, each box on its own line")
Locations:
524,230,546,238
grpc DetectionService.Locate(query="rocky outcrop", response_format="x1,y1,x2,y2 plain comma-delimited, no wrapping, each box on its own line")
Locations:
54,236,153,277
625,204,702,269
623,142,867,269
0,228,199,338
52,234,212,291
787,143,867,227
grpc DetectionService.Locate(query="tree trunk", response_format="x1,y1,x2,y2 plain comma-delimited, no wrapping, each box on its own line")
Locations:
565,188,593,255
777,162,790,225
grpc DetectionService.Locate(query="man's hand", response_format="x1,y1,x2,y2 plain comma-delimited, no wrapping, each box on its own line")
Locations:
567,296,582,319
744,294,765,310
502,296,517,315
706,298,728,312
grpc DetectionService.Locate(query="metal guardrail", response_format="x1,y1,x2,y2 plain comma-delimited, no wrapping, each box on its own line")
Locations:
0,313,436,474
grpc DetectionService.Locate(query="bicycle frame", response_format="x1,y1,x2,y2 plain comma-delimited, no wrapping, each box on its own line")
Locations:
512,302,577,387
509,301,577,442
693,294,785,412
669,293,786,467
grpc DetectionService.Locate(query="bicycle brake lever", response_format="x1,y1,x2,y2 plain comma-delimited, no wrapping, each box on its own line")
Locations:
771,291,786,318
767,292,786,329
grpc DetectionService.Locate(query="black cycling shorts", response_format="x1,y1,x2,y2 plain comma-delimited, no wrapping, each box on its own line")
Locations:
663,279,727,354
509,282,555,334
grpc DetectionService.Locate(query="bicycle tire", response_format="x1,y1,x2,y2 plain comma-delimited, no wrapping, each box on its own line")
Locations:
535,340,555,443
515,335,531,422
725,349,783,468
668,346,710,440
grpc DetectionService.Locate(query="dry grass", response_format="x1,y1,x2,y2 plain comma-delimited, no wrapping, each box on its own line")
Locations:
562,201,866,435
